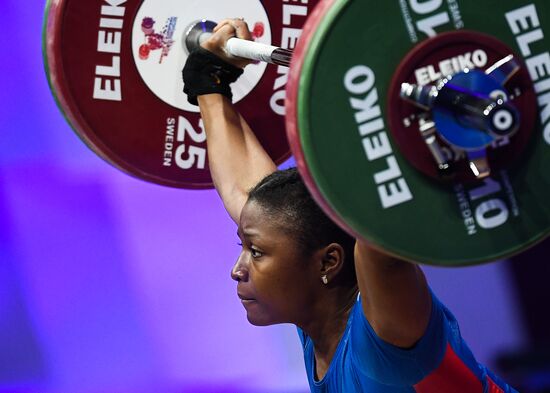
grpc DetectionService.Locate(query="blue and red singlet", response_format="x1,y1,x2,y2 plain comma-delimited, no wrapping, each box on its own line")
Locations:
297,292,516,392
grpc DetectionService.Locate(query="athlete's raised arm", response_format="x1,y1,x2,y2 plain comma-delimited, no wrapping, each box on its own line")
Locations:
183,19,277,223
354,240,432,349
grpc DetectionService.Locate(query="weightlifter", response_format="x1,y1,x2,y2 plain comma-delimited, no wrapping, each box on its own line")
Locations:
182,18,516,392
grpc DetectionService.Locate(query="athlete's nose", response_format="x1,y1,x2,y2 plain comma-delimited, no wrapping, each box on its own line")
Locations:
231,250,249,282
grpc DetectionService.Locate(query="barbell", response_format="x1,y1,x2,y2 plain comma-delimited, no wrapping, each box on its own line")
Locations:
43,0,550,266
185,20,293,67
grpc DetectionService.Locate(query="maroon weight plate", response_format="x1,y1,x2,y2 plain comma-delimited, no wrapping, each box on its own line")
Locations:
44,0,319,188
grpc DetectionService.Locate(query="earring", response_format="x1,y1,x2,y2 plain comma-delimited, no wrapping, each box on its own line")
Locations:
322,275,328,285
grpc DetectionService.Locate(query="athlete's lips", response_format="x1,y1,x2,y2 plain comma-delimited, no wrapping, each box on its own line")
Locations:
237,291,256,302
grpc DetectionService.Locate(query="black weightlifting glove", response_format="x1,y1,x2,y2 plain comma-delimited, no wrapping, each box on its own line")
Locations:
182,47,244,105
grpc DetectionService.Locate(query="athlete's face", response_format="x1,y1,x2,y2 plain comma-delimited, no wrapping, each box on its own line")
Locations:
232,200,318,326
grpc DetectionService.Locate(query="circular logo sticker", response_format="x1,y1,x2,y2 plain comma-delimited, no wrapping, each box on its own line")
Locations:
132,0,271,112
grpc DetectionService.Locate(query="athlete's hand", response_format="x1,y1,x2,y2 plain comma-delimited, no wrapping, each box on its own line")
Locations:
201,18,254,69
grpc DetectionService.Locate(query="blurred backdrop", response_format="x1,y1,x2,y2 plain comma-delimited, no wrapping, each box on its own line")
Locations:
1,1,549,393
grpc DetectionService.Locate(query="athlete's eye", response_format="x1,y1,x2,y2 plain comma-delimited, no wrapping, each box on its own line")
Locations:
250,247,263,258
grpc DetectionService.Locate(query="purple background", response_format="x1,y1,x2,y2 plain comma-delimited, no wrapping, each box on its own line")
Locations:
0,1,527,392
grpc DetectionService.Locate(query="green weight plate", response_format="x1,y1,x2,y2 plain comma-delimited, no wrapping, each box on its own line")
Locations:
287,0,550,266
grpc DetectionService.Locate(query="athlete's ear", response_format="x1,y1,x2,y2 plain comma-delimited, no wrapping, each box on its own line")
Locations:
317,243,345,285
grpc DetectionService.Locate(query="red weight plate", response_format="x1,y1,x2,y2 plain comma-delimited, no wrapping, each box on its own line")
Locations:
44,0,319,188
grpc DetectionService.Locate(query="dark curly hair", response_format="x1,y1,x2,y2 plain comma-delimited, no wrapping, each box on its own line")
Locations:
247,168,356,281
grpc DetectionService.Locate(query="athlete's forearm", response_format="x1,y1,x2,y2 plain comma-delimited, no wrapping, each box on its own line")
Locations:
198,93,277,223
